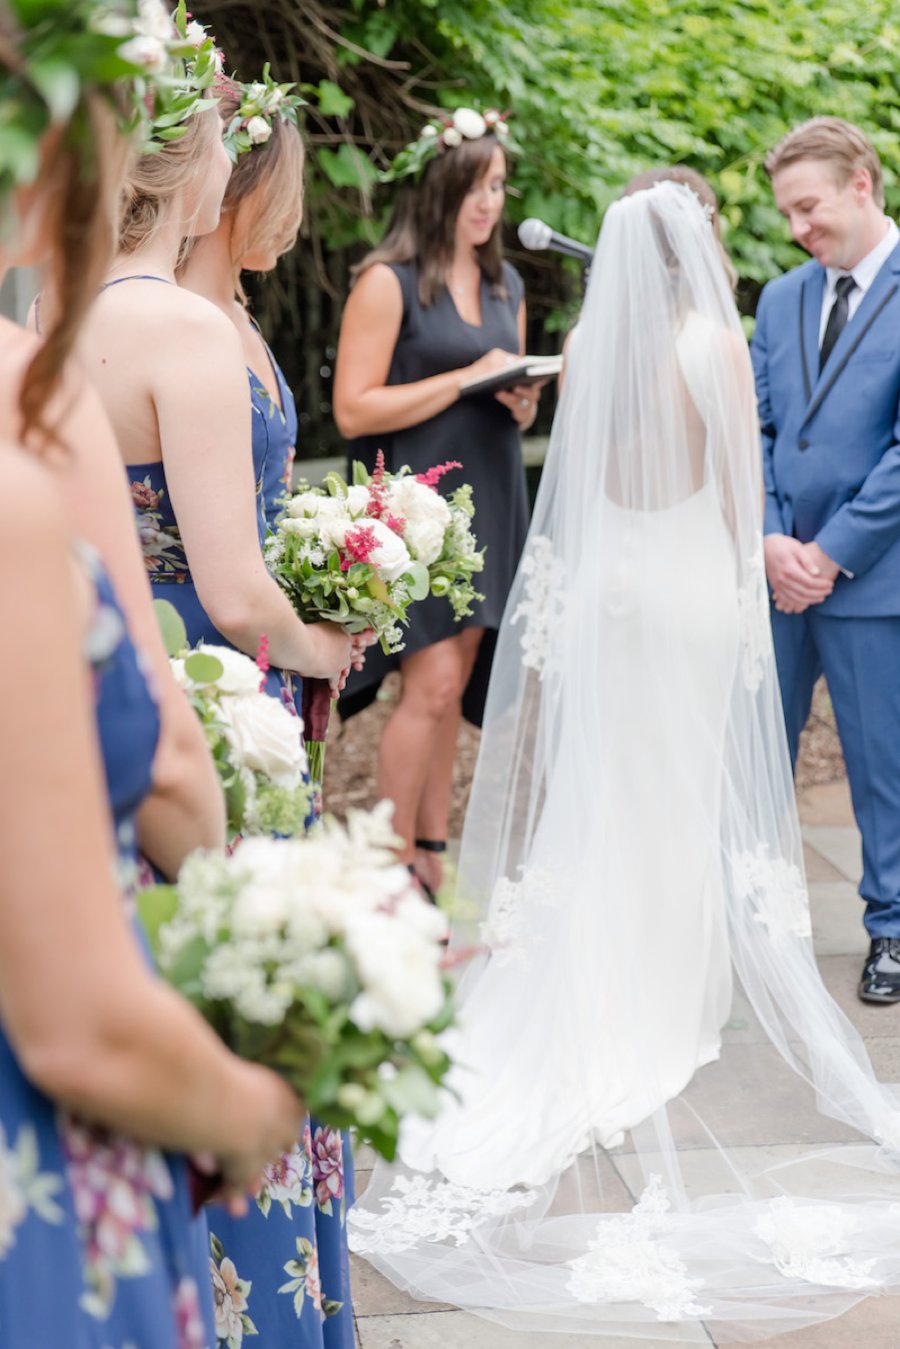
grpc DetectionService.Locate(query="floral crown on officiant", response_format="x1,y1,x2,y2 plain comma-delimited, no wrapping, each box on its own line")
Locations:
219,63,306,162
379,105,515,184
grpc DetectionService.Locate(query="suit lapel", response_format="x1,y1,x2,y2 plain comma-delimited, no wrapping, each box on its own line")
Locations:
805,244,900,421
798,269,824,404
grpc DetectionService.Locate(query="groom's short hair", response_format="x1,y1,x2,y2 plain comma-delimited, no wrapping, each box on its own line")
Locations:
764,117,884,209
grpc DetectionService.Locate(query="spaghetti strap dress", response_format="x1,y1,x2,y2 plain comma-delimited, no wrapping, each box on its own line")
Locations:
339,258,530,726
119,280,354,1348
0,542,216,1348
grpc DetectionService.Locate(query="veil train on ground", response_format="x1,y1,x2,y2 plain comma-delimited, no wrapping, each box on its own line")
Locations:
348,182,900,1341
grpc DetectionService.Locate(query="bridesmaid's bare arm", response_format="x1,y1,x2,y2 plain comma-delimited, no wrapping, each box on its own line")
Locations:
0,447,301,1187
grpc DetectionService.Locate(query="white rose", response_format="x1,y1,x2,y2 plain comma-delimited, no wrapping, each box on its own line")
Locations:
387,477,451,529
346,915,444,1038
196,645,261,695
344,484,371,518
246,116,272,145
364,518,413,582
118,34,169,72
420,124,439,139
169,658,190,691
136,0,173,39
404,517,445,566
441,127,462,148
394,892,450,943
93,13,132,37
452,107,487,139
281,516,319,540
218,693,306,788
246,83,267,101
268,89,285,109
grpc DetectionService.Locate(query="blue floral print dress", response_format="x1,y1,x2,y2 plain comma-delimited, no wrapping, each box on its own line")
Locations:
0,545,216,1348
129,336,355,1349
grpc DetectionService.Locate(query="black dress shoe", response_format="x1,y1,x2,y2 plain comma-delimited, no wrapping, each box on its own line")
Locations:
858,938,900,1004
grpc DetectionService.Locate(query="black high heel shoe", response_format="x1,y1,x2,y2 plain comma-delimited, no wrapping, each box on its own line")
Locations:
409,839,447,905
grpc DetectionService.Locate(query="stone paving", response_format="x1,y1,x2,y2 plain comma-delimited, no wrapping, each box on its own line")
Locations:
350,780,900,1348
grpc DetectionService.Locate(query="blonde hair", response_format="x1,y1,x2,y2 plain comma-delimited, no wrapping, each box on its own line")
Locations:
119,105,218,252
764,117,884,210
224,129,304,266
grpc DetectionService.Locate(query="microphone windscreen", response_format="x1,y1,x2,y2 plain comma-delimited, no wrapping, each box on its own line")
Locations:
517,218,553,251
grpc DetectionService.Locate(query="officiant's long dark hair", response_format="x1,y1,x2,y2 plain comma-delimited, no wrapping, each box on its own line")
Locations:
354,133,508,306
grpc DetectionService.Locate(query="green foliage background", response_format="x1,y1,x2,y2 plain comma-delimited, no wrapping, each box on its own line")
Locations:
204,0,900,453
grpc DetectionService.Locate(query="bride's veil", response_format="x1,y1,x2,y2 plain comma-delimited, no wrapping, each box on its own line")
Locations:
349,182,900,1339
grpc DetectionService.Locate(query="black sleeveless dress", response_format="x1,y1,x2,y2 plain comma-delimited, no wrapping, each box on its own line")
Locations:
339,259,530,726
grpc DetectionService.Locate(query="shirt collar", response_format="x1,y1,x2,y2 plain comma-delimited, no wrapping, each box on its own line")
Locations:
825,217,899,297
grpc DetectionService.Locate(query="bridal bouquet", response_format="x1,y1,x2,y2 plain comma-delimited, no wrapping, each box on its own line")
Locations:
155,601,312,838
264,451,485,657
137,803,454,1159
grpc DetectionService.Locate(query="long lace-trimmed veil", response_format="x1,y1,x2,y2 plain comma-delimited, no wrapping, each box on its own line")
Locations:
349,182,900,1339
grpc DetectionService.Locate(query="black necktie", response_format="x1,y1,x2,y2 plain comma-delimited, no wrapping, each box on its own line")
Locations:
819,275,857,372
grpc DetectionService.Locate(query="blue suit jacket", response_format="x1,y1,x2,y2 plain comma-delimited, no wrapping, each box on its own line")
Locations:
751,243,900,616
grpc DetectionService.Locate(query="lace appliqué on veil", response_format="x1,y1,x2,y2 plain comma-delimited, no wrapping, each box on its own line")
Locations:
480,867,555,966
736,546,772,692
567,1175,712,1322
510,535,567,679
730,843,811,941
347,1173,537,1255
754,1197,880,1290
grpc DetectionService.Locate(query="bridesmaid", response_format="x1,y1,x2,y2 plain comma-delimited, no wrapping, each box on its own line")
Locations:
0,9,303,1345
76,105,354,701
179,73,358,1347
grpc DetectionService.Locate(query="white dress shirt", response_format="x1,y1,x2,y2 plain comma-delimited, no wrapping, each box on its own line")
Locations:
818,217,900,345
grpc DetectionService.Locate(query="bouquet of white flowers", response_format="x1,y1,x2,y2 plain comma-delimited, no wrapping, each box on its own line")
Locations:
137,803,454,1159
155,601,312,838
264,451,485,657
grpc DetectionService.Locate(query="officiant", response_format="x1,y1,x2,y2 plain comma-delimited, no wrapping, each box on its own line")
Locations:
334,105,542,900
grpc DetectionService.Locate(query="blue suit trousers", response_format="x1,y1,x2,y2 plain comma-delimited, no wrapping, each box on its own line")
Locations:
771,607,900,937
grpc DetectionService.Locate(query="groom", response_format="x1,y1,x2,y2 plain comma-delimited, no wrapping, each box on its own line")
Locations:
751,116,900,1003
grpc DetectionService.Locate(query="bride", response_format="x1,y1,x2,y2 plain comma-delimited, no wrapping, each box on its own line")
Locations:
349,180,900,1339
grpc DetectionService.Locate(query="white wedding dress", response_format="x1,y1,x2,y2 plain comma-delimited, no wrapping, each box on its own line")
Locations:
350,185,900,1340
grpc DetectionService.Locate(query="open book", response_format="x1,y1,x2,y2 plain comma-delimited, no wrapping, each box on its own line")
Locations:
458,354,563,399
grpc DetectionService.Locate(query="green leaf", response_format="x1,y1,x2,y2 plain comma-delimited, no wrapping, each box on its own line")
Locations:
404,560,430,601
135,885,178,955
153,600,187,658
316,79,355,119
184,651,226,685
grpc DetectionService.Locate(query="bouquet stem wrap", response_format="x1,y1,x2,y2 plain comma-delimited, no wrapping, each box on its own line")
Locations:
301,677,334,787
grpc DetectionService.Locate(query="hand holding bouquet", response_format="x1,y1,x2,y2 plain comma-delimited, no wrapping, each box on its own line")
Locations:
265,451,485,657
137,803,454,1159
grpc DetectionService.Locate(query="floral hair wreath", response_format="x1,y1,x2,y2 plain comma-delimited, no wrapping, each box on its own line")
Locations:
220,63,306,163
0,0,150,212
379,105,515,185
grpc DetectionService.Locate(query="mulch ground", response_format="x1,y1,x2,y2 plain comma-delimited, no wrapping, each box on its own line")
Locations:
324,674,844,832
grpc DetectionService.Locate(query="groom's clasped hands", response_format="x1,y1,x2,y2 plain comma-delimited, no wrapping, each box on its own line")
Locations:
764,533,839,613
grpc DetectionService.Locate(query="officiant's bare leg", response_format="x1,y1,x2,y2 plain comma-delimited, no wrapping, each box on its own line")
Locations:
377,629,481,878
414,627,483,893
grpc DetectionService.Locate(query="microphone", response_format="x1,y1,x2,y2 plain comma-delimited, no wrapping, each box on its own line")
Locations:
518,217,594,264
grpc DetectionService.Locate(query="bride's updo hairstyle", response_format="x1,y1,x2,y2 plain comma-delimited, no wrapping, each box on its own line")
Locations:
355,131,508,306
215,81,306,282
119,104,218,253
622,166,737,291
